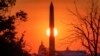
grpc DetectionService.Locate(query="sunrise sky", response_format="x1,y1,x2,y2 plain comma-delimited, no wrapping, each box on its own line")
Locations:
11,0,92,53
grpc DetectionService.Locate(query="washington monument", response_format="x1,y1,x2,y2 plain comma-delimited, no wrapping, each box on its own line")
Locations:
49,2,55,56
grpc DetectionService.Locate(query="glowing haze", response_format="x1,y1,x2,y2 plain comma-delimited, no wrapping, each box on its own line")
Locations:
12,0,90,53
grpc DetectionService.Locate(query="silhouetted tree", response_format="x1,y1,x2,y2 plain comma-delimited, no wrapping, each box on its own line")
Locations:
0,0,30,56
65,0,100,56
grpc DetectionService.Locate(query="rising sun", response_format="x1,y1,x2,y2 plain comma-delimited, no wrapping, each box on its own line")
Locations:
46,28,58,37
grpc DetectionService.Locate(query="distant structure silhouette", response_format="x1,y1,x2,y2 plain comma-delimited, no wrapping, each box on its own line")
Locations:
38,42,48,56
49,2,55,56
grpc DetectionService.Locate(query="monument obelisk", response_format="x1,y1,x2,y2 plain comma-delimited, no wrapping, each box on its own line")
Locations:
49,2,55,56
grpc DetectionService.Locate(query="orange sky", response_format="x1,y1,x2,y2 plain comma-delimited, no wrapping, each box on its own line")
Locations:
11,0,92,53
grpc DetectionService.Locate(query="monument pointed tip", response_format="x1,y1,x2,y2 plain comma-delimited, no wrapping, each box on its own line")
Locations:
50,1,53,6
50,1,53,4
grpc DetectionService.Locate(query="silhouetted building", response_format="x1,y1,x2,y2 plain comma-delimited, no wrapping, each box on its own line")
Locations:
55,48,86,56
55,50,86,56
49,2,55,56
38,42,48,56
38,43,86,56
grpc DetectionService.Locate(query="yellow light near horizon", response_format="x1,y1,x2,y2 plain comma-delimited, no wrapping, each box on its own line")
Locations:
46,28,58,37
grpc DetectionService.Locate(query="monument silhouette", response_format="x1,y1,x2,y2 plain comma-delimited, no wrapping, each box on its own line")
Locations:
49,2,55,56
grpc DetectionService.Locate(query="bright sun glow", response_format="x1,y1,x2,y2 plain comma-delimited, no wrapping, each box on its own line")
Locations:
46,28,58,37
